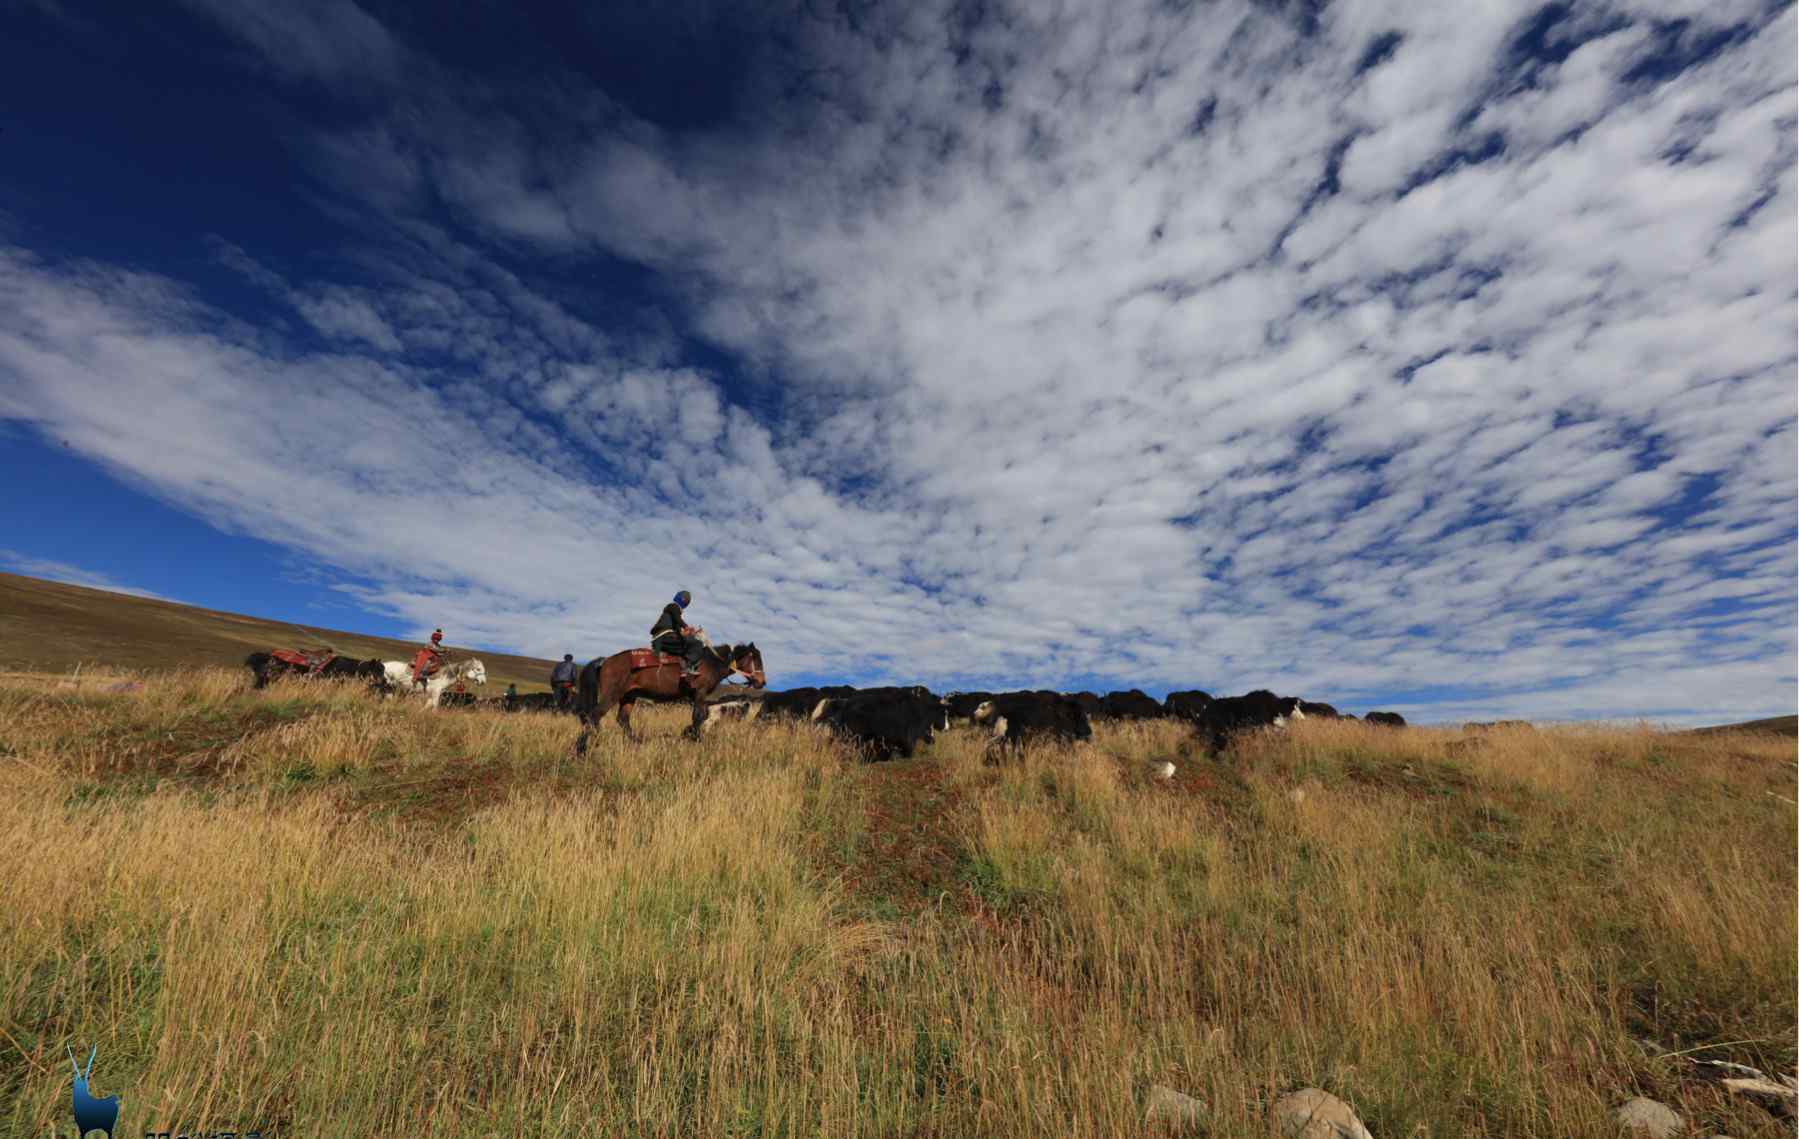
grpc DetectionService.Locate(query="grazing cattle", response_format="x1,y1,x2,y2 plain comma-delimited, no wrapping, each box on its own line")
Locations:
1193,689,1305,754
1465,719,1531,732
855,685,938,699
1298,701,1343,719
1164,690,1214,721
1099,689,1166,719
438,689,479,708
1064,691,1103,716
698,698,758,727
973,693,1092,751
812,692,939,761
1365,711,1407,728
506,692,564,713
759,687,827,721
853,686,944,726
944,692,995,723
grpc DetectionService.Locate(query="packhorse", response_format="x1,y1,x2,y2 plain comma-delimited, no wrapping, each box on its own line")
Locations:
573,636,765,754
245,649,385,689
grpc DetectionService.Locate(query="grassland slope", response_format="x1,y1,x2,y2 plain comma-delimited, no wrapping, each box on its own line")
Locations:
0,571,562,691
1684,714,1799,738
1,668,1793,1137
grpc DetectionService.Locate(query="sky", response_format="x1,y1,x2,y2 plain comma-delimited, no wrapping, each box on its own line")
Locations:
1,0,1794,724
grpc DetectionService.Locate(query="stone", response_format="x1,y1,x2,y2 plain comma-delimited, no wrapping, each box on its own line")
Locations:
1719,1076,1797,1119
1150,761,1176,781
1688,1058,1798,1120
1614,1097,1681,1138
1272,1088,1373,1139
1145,1084,1206,1130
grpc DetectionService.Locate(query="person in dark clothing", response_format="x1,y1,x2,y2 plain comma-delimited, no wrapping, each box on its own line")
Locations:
551,654,578,709
650,590,705,676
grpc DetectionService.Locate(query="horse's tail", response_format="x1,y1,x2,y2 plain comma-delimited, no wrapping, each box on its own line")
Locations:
576,658,601,725
573,657,605,756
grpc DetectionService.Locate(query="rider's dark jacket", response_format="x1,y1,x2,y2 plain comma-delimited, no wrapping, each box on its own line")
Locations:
550,659,578,686
650,603,687,653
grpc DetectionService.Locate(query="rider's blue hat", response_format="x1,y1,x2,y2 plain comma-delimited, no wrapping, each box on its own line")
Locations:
674,590,691,607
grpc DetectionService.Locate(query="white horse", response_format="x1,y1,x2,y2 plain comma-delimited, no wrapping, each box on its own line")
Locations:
381,657,488,708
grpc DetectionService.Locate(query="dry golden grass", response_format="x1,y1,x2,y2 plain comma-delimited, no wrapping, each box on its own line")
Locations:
1,671,1792,1137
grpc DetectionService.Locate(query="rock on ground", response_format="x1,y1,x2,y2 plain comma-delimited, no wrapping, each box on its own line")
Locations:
1615,1097,1682,1138
1145,1084,1206,1130
1688,1059,1799,1120
1719,1076,1797,1119
1272,1088,1373,1139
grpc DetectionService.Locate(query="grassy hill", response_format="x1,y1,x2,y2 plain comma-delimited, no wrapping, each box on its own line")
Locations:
0,668,1792,1137
0,571,563,691
1683,714,1799,738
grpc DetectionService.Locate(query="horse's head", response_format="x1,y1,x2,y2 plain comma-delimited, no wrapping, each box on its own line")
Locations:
729,643,766,688
463,659,488,685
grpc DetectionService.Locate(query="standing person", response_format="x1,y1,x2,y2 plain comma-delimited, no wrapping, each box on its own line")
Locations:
504,682,518,710
411,628,448,687
551,654,579,710
650,590,705,676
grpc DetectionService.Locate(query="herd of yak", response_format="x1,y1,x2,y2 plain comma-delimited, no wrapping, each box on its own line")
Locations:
701,685,1408,761
243,645,1407,762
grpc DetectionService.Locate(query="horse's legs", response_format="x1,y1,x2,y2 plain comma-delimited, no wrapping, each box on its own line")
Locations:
575,670,624,757
617,696,640,741
685,696,708,740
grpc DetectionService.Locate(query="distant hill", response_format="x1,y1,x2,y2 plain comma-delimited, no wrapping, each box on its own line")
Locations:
0,571,562,692
1683,714,1798,738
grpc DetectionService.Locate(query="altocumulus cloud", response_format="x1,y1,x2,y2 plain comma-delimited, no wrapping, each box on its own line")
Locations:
1,0,1794,722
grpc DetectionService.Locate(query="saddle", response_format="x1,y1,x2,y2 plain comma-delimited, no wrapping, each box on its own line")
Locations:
627,648,683,671
271,648,335,673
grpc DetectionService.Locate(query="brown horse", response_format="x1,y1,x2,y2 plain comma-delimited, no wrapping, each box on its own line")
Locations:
573,641,766,754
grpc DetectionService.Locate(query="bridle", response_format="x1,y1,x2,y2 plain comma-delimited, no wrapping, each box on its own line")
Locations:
726,651,766,688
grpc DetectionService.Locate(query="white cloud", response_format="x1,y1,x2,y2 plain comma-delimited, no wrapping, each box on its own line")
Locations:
1,0,1794,721
176,0,400,86
0,551,173,602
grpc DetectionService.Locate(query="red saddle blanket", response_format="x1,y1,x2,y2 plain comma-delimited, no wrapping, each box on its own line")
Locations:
271,648,333,670
626,648,682,671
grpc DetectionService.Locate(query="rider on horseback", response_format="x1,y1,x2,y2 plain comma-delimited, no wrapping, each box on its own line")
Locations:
650,591,705,677
412,629,448,687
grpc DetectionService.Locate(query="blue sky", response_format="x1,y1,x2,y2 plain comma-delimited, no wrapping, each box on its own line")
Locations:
2,0,1794,722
